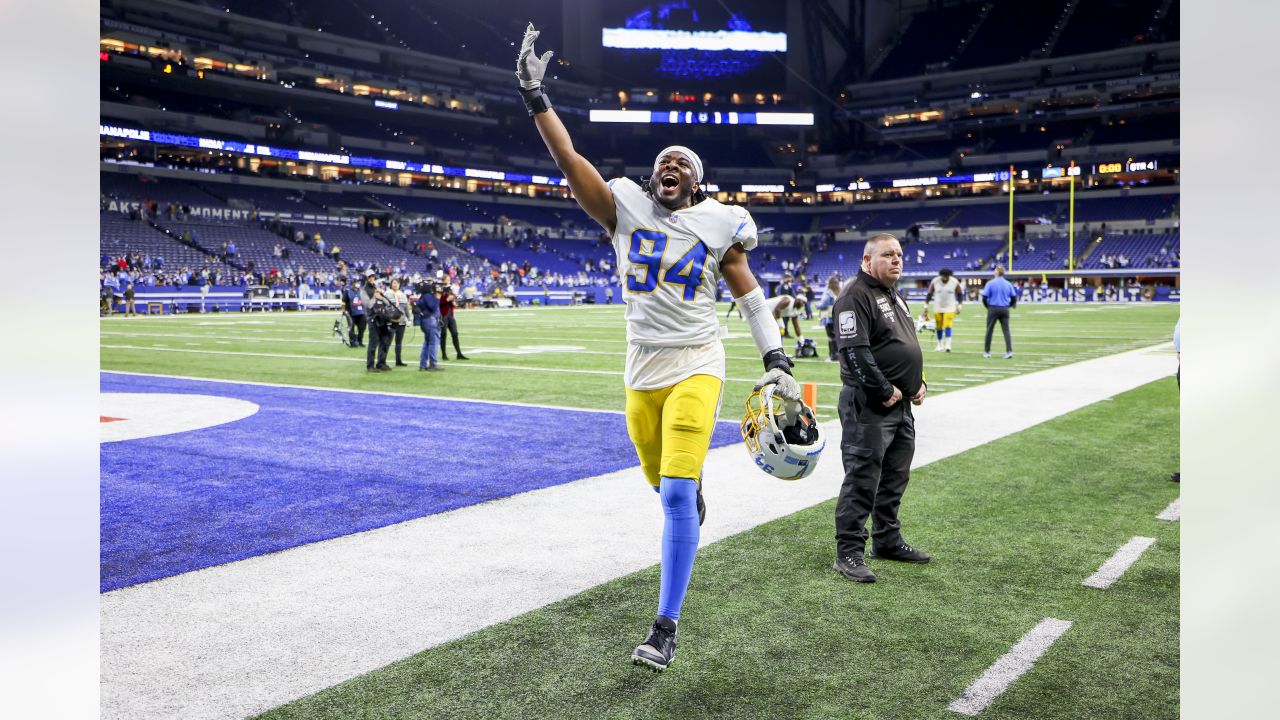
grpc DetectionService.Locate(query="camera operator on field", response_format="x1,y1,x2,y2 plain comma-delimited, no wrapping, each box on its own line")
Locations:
438,283,469,361
360,271,396,372
414,281,443,372
340,277,367,347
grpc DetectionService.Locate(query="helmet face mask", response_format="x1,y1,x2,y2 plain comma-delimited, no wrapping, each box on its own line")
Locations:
740,384,825,481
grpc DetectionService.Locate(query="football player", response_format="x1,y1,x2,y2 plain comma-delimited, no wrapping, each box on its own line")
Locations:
925,268,963,352
517,23,804,672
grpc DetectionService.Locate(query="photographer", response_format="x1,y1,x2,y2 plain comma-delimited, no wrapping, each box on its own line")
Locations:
438,284,469,361
388,277,412,367
340,278,367,347
360,272,394,372
414,281,443,372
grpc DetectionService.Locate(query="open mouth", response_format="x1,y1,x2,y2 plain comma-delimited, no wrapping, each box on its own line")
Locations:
660,174,679,190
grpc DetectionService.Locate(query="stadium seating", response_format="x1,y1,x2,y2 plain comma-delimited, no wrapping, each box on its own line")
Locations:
872,4,987,80
197,184,332,215
101,173,225,207
952,1,1067,70
101,212,229,271
1080,233,1180,269
1053,0,1164,57
157,220,336,273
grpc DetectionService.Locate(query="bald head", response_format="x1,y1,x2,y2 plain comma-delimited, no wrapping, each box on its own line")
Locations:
862,233,903,286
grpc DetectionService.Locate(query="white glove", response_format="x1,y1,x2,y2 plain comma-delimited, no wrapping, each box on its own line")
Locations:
516,22,554,90
755,368,801,403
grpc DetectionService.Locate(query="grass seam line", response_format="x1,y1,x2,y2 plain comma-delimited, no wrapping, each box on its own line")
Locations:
947,617,1074,716
1082,536,1157,589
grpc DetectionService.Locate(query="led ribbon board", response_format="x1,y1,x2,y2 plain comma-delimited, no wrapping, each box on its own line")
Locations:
99,125,568,187
602,28,785,52
589,110,813,125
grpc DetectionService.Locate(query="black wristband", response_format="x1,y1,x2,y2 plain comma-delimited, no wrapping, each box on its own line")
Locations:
762,348,794,374
519,86,552,116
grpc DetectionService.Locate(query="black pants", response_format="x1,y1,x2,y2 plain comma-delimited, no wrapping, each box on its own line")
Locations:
366,322,390,368
835,387,916,556
825,321,837,361
392,324,406,364
439,316,462,358
984,306,1012,353
350,314,367,347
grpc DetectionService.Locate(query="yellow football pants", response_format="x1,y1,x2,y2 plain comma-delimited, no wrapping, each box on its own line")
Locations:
625,374,724,487
933,312,955,330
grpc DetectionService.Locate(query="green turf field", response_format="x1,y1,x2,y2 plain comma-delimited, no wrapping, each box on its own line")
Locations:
100,303,1179,421
101,303,1179,718
250,377,1178,720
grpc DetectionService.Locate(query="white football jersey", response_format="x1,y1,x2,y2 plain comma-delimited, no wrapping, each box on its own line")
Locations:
608,177,758,388
929,275,962,313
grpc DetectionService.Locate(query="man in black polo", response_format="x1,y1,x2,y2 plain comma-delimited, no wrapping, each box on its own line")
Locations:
831,233,930,583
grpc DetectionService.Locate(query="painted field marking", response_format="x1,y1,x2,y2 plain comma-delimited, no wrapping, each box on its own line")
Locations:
100,346,848,390
1082,536,1156,589
948,618,1074,716
1156,498,1180,522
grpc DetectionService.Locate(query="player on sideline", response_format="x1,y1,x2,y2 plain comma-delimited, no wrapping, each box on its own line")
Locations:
516,23,804,672
925,268,963,352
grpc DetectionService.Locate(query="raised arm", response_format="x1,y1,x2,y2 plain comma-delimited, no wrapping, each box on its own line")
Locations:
516,24,617,234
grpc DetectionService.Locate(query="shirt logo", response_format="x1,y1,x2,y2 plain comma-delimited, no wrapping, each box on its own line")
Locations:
838,311,857,338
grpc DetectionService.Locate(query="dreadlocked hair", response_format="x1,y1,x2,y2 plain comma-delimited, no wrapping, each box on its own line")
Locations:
641,176,707,205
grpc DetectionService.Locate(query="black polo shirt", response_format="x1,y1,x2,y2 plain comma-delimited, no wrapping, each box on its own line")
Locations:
833,269,924,400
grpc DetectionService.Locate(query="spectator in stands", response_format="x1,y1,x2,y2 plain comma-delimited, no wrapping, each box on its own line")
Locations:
361,272,392,372
980,266,1017,359
415,281,442,372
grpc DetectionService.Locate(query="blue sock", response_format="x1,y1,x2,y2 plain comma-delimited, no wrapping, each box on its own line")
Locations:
936,329,943,341
945,328,952,338
657,476,700,621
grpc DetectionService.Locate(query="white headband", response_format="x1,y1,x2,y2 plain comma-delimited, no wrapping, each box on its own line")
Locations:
653,145,703,184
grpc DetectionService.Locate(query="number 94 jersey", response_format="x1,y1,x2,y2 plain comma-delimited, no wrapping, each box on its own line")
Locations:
609,177,758,349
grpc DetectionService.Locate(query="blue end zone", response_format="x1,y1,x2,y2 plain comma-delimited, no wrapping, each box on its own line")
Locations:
100,373,742,592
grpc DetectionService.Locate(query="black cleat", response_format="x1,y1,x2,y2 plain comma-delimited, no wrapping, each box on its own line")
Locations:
833,553,876,583
869,542,931,564
1170,472,1180,483
696,475,705,526
631,616,678,671
456,354,469,360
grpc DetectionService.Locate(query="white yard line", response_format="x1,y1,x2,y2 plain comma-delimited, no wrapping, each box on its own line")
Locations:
101,343,1174,720
1156,498,1180,522
1082,537,1157,589
100,344,848,388
947,618,1074,716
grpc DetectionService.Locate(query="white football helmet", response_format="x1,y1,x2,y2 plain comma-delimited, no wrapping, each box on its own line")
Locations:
740,382,825,481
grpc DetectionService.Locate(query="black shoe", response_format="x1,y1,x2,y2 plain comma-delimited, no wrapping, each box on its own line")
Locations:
869,542,931,564
696,475,705,527
1170,472,1180,483
631,616,678,671
395,362,408,367
832,553,876,583
376,365,392,372
456,354,469,360
441,355,449,361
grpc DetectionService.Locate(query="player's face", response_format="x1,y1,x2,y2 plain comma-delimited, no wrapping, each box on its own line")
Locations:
651,152,696,210
865,239,904,286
